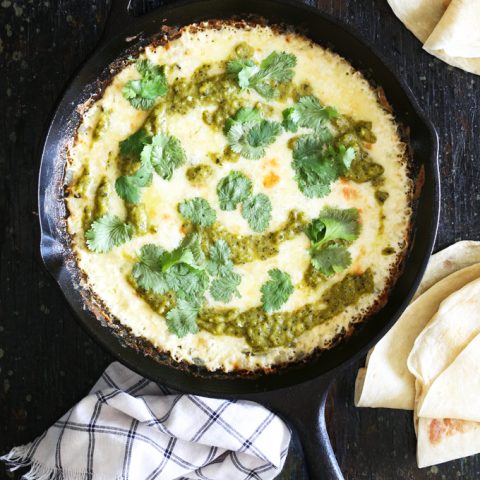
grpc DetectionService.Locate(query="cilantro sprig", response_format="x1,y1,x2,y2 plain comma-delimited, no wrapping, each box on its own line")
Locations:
305,207,361,277
216,170,273,233
116,132,186,204
292,134,355,198
85,214,133,253
143,133,186,180
306,207,361,245
178,198,216,227
132,234,209,337
207,240,241,303
228,51,297,99
283,96,356,198
133,234,207,295
282,96,338,133
261,269,294,312
115,159,153,204
166,299,200,337
133,235,243,336
119,128,150,161
122,59,168,110
225,107,283,160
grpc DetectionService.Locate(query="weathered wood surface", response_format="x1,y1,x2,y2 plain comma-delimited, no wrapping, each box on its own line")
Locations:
0,0,479,478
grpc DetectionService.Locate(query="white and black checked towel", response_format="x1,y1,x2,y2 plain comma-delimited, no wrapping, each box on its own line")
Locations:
1,362,291,480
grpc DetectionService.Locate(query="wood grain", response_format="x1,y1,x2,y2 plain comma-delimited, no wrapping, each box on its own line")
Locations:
0,0,479,478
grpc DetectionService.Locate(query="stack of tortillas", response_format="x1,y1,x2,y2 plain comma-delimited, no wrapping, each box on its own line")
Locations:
355,241,480,467
387,0,480,75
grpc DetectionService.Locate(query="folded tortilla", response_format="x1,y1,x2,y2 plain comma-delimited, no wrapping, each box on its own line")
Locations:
387,0,480,75
387,0,448,43
409,281,480,468
355,242,480,410
418,333,480,421
424,0,480,58
412,241,480,301
408,277,480,412
424,0,480,75
416,417,480,468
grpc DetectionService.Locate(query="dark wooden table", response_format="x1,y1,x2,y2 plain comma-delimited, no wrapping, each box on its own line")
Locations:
1,0,479,478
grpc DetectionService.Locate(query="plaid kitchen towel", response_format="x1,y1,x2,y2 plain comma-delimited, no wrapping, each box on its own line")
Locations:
1,362,291,480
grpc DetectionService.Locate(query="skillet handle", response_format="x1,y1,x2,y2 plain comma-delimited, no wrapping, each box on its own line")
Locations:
259,375,343,480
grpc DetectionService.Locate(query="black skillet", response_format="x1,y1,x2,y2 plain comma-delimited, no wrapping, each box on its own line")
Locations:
38,0,440,478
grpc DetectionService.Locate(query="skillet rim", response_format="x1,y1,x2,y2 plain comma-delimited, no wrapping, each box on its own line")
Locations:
38,0,440,394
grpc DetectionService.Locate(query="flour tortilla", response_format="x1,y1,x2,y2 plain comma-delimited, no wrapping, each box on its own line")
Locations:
417,417,480,468
355,262,480,410
424,0,480,75
418,333,480,421
413,311,480,468
387,0,448,43
424,0,480,58
412,241,480,301
412,281,480,467
387,0,480,75
408,277,480,412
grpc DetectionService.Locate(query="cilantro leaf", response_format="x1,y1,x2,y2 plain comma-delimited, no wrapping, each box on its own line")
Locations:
257,51,297,83
260,269,294,312
207,240,233,276
241,193,272,233
115,175,142,204
227,51,297,99
122,60,167,110
142,133,186,180
225,106,283,160
115,160,153,204
293,133,330,160
210,269,241,302
178,232,206,267
116,133,185,202
163,233,206,272
132,244,170,294
291,96,338,131
310,244,352,277
292,155,338,198
227,120,282,160
119,128,150,160
132,235,210,336
206,240,242,302
337,144,356,170
291,134,354,198
306,207,360,246
166,264,209,302
217,171,253,210
178,198,216,227
166,298,199,337
224,107,263,133
305,207,360,278
282,107,298,132
246,120,283,153
132,233,206,296
227,58,259,88
85,214,133,253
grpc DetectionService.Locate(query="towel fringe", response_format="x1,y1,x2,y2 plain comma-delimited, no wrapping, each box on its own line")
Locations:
1,445,122,480
1,443,36,472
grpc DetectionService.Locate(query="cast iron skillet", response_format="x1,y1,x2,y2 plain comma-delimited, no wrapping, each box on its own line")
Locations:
38,0,440,477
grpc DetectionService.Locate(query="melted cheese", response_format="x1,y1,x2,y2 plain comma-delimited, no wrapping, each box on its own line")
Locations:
66,24,411,372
